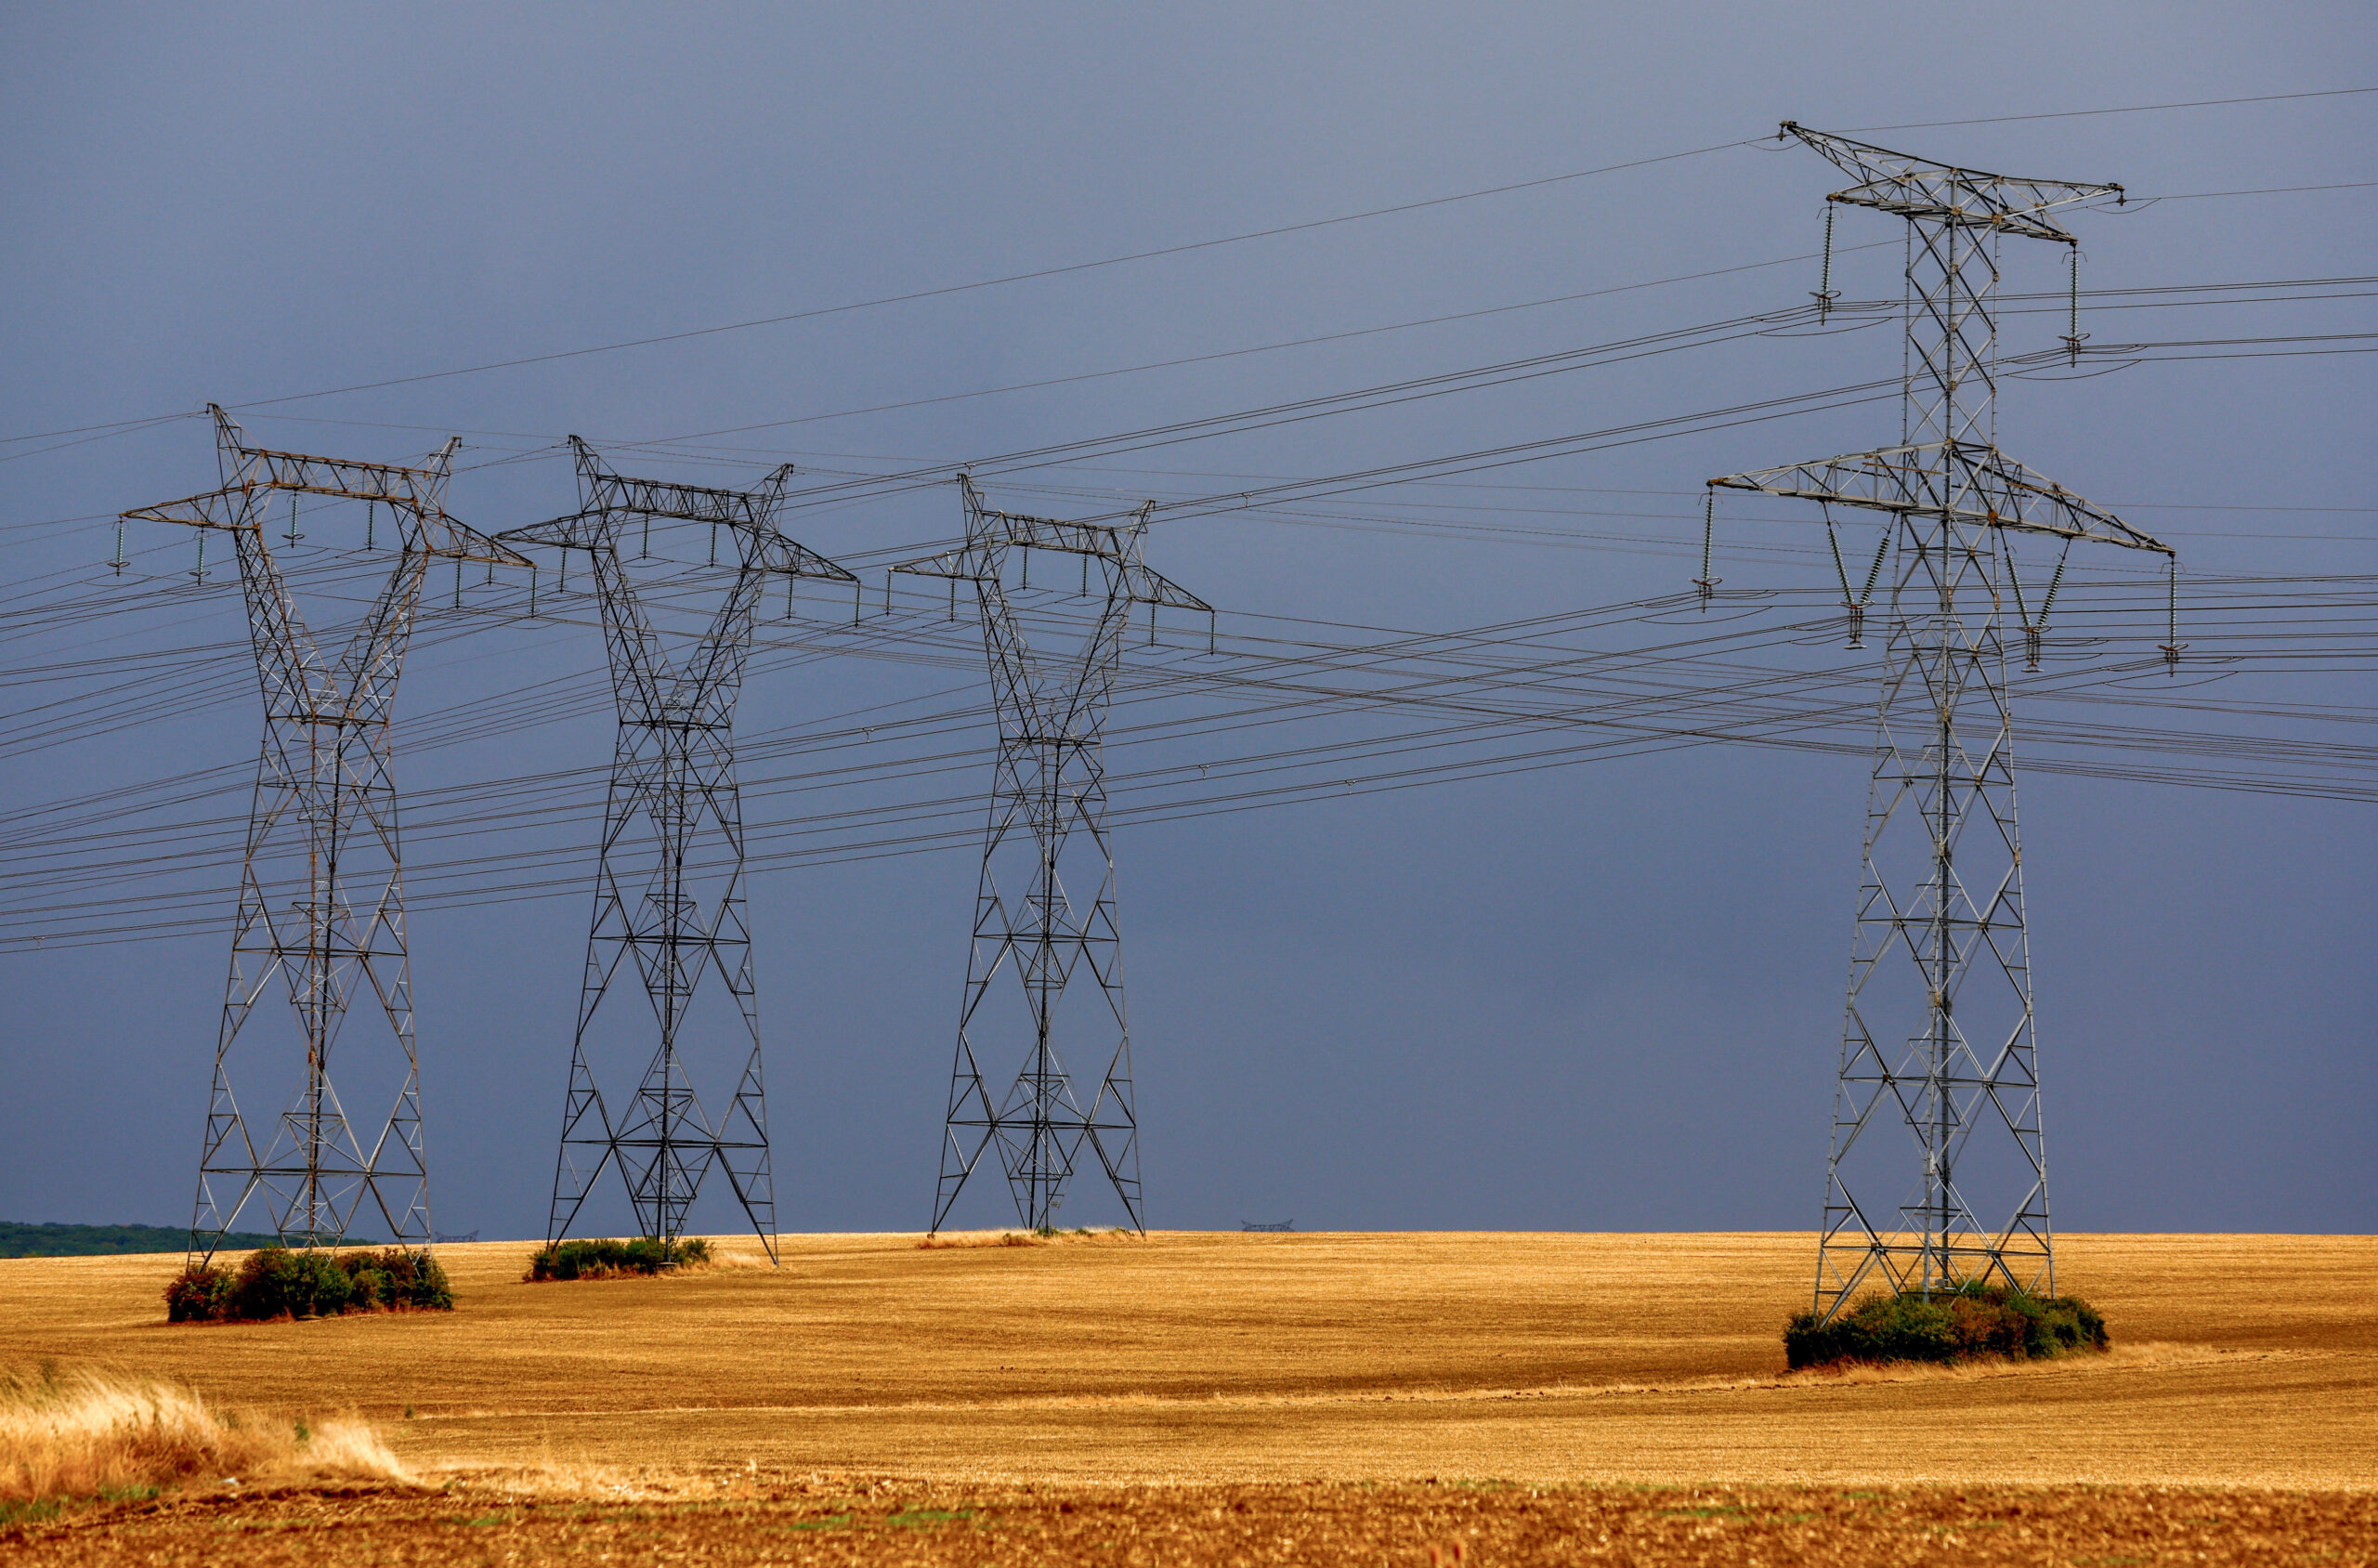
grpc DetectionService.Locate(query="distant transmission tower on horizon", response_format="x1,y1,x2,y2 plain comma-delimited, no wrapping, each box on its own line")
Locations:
895,477,1210,1235
499,438,857,1265
1705,124,2175,1321
123,407,526,1260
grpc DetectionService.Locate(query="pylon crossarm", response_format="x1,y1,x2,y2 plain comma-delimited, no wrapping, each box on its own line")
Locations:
583,475,774,525
1779,123,2120,242
1000,511,1130,558
892,548,1206,614
1117,561,1213,613
206,402,453,495
500,510,614,552
224,454,451,507
422,516,532,569
128,489,528,568
1708,441,2172,555
746,531,857,584
121,490,253,532
160,405,525,565
569,435,796,526
888,547,978,581
898,487,1211,612
507,507,852,584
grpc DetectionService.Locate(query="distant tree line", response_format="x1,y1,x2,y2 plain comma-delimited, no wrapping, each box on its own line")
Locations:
0,1221,285,1258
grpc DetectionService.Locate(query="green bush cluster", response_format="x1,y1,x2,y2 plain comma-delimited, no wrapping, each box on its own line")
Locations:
1784,1280,2107,1369
164,1245,453,1324
524,1235,711,1282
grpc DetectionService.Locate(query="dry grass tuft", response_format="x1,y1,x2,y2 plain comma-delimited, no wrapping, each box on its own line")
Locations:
916,1227,1142,1250
695,1240,772,1272
1778,1338,2225,1387
0,1364,403,1505
917,1231,1046,1250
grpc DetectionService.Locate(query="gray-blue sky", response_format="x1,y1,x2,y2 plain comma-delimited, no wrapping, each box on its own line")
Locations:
2,3,2372,1240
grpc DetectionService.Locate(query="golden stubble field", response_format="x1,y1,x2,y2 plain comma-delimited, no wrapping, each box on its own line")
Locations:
2,1230,2373,1564
2,1229,2371,1485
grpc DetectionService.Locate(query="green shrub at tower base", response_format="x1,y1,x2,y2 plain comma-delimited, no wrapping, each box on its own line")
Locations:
1784,1280,2109,1370
164,1246,454,1324
524,1235,712,1282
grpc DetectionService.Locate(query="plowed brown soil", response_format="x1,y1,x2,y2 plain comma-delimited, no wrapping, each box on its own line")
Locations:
2,1231,2371,1563
8,1479,2378,1566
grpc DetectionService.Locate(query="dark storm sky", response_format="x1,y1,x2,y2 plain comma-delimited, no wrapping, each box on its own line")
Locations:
2,3,2372,1240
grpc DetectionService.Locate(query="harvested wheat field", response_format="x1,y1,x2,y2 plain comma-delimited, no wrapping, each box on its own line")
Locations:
1,1230,2371,1564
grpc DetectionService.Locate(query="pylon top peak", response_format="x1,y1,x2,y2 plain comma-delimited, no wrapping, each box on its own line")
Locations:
1778,122,2121,243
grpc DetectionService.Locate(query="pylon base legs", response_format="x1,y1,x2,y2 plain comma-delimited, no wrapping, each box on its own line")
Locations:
548,1045,780,1265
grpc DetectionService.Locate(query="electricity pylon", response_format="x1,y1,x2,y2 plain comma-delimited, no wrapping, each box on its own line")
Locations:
1706,124,2173,1321
895,477,1209,1234
499,439,856,1264
123,407,525,1260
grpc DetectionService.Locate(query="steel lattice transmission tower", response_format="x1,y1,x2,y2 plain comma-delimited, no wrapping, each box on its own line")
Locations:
499,439,856,1264
895,477,1209,1234
124,408,525,1260
1706,125,2174,1321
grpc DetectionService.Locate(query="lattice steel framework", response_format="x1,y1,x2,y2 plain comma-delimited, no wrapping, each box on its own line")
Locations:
895,477,1209,1233
123,407,525,1260
499,439,855,1264
1707,125,2173,1321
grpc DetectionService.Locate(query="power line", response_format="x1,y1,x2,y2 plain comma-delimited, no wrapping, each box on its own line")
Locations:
0,142,1757,449
7,84,2364,451
1846,85,2377,134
